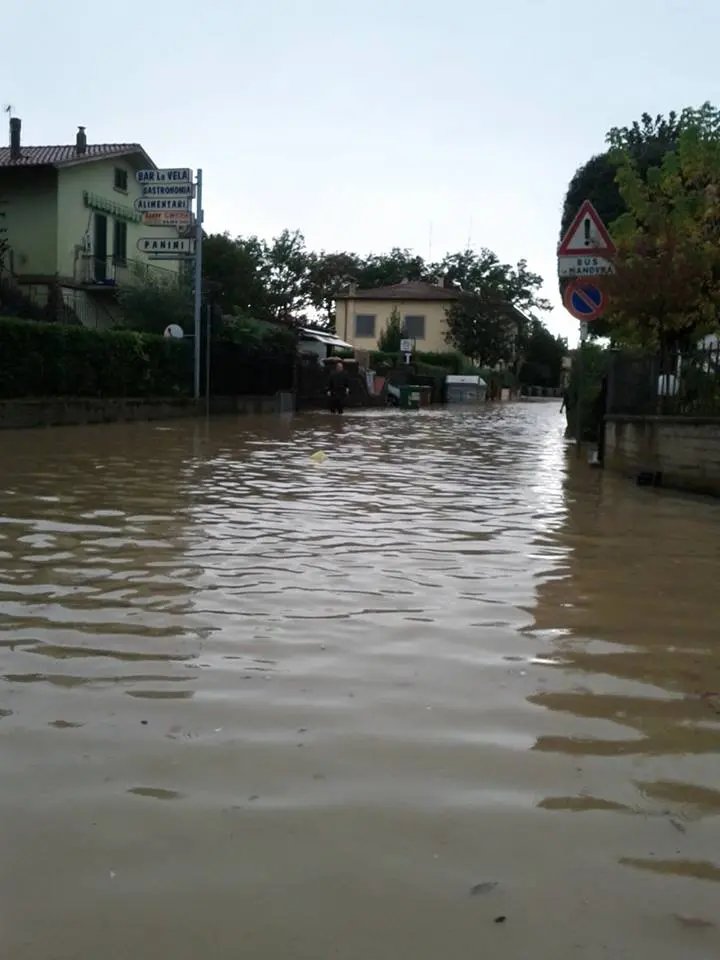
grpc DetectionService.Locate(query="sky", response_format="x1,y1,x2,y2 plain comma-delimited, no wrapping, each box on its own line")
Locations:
3,0,719,341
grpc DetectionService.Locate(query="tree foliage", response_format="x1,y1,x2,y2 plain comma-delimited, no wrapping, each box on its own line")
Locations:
442,250,550,365
560,109,686,337
518,319,567,387
603,103,720,349
117,271,193,336
377,306,402,352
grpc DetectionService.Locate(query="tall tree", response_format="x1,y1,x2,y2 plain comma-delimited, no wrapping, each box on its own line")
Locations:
560,109,685,337
203,233,274,319
442,250,549,365
603,104,720,350
518,319,567,388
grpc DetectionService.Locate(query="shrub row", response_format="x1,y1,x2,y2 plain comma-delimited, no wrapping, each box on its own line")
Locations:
0,317,192,399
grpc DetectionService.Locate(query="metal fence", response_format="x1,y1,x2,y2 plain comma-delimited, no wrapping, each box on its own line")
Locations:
608,344,720,417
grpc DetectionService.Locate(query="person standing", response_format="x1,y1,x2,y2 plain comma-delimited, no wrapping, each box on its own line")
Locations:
327,359,349,414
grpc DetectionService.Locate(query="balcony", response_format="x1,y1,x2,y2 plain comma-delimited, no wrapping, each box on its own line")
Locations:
79,255,182,290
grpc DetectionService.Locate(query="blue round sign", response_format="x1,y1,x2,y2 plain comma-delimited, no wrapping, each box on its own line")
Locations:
564,281,604,321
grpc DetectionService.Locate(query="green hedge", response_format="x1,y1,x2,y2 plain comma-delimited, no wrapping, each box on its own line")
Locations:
369,350,474,373
0,317,192,399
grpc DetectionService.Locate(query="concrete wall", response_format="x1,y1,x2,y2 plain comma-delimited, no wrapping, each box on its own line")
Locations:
0,167,58,274
334,298,455,352
0,394,293,430
605,415,720,497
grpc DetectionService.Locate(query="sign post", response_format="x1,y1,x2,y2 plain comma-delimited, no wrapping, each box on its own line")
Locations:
557,200,615,458
193,169,203,401
135,166,203,400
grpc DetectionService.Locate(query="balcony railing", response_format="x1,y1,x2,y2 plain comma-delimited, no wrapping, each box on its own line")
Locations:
80,255,182,289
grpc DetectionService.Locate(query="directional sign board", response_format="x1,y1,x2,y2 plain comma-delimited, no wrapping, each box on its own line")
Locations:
140,182,194,198
137,237,195,255
558,255,615,278
557,200,616,259
134,196,190,213
136,168,193,185
141,210,192,226
563,279,605,321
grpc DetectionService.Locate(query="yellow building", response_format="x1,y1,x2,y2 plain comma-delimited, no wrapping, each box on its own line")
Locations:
334,280,461,352
0,118,185,329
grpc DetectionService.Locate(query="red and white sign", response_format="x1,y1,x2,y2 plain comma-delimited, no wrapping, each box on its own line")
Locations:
557,200,616,259
563,278,606,322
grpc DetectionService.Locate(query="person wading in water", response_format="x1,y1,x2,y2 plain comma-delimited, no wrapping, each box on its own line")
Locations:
327,359,349,414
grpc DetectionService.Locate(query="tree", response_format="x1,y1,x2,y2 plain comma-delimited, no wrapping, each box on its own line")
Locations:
307,251,362,328
559,110,685,337
518,319,567,388
445,295,524,367
378,306,402,352
603,103,720,350
442,249,550,364
203,233,273,320
0,193,9,271
116,271,193,335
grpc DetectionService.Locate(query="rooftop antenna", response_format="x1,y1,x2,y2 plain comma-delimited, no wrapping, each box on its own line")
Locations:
466,217,473,251
428,222,433,262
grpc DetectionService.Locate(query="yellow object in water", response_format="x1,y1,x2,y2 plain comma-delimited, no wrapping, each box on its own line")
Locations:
310,451,327,463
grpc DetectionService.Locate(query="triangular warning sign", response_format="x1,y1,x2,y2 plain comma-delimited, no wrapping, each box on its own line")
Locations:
557,200,616,258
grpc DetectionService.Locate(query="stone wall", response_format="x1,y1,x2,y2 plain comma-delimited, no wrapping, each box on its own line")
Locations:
0,393,294,430
604,415,720,497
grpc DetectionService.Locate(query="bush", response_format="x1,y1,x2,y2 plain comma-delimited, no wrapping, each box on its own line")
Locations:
565,343,608,440
0,317,191,399
369,349,473,373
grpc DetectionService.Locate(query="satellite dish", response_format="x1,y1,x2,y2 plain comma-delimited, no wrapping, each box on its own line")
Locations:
164,324,184,339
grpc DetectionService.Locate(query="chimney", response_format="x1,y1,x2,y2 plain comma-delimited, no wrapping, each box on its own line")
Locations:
76,126,87,155
9,117,21,161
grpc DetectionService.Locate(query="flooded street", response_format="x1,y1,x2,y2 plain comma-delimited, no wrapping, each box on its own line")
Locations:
1,402,720,959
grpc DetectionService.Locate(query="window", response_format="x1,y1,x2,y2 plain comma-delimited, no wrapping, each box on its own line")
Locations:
355,314,376,338
403,315,425,339
113,167,128,192
112,219,127,264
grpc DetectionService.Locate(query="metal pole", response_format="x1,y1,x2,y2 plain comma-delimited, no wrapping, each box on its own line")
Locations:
575,322,586,458
205,300,211,418
193,168,203,400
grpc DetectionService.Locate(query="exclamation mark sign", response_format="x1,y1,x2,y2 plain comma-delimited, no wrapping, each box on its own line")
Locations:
584,218,591,246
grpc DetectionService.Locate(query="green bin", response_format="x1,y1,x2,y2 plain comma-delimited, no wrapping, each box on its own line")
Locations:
398,384,424,410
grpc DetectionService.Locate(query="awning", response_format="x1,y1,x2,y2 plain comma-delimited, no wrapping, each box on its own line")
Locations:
299,327,354,350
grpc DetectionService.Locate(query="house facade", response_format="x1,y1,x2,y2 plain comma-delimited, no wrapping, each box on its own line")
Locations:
0,118,186,329
334,280,461,352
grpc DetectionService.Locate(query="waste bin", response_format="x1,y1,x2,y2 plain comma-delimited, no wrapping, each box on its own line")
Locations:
398,384,431,409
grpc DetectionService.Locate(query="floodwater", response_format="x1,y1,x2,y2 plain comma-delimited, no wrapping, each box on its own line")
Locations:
1,403,719,959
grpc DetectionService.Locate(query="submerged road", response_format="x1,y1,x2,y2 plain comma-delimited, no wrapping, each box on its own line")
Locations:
1,403,719,958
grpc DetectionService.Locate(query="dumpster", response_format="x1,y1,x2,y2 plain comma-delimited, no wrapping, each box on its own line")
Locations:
398,384,432,409
445,375,487,404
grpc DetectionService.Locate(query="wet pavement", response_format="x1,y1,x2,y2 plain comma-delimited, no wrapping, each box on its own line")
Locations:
1,402,719,959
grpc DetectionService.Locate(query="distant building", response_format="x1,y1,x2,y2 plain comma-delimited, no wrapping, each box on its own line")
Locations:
0,118,185,328
334,279,462,352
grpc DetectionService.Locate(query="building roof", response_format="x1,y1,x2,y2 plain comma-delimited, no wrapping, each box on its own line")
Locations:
336,280,462,302
0,143,153,169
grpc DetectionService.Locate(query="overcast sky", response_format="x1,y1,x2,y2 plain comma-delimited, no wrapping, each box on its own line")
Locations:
2,0,717,340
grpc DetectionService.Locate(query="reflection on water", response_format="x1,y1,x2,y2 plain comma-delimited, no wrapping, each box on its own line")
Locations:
1,405,719,959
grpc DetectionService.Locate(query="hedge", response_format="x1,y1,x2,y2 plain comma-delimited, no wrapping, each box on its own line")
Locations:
0,317,192,399
369,350,475,374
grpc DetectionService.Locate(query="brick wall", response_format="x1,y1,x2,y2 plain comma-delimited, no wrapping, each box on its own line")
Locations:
605,416,720,497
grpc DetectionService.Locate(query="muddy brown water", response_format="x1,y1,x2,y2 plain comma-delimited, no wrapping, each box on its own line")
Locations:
1,403,719,959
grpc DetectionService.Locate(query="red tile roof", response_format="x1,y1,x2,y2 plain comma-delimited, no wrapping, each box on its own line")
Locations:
337,280,462,301
0,143,151,168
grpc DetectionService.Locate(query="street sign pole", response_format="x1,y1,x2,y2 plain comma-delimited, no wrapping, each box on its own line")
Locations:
193,169,203,401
